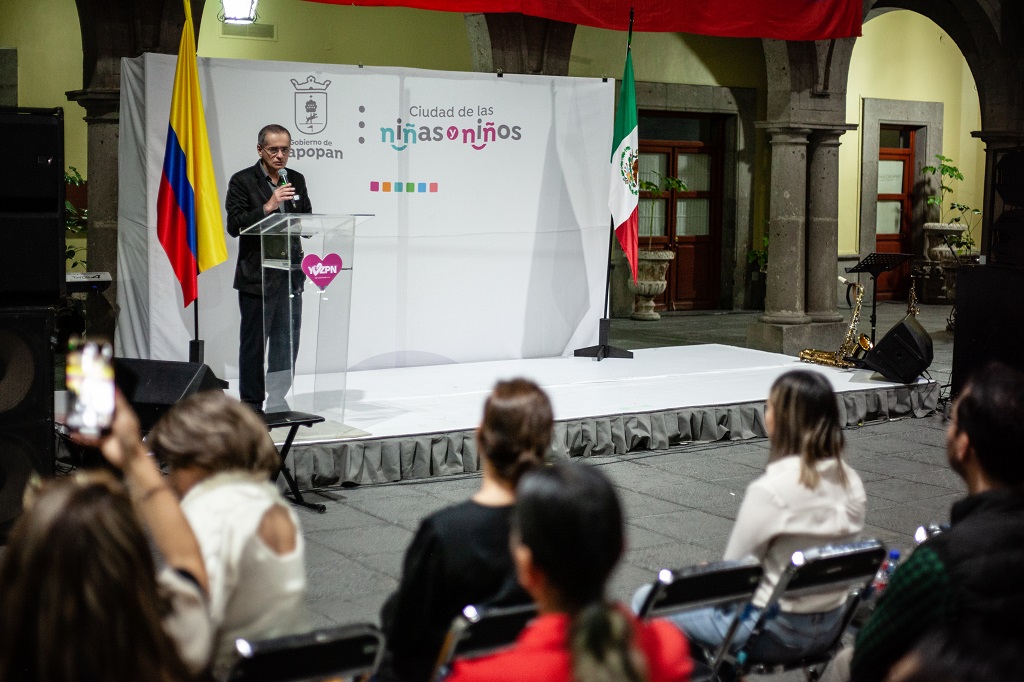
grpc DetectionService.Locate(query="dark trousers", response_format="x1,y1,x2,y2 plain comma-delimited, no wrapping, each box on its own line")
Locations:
238,282,302,410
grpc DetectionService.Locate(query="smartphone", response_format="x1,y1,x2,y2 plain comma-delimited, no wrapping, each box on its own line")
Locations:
65,338,115,436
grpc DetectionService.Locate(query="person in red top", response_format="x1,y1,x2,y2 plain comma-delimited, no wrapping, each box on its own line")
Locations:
447,463,693,682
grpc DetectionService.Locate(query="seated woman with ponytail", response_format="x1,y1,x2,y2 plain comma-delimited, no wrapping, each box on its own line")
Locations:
652,369,866,664
377,378,554,682
448,463,692,682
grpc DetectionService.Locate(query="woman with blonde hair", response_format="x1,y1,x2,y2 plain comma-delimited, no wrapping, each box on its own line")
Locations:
658,369,866,663
377,377,554,682
149,390,308,678
448,463,692,682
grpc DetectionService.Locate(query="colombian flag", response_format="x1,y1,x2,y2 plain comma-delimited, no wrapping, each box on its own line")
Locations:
156,0,227,307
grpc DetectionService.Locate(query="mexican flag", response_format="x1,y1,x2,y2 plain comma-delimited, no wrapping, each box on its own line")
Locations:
609,46,639,283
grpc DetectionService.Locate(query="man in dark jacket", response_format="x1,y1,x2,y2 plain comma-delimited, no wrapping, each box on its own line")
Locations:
225,124,313,413
850,362,1024,681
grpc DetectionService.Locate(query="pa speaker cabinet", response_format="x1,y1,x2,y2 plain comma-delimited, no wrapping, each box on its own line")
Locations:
863,314,933,384
0,307,55,542
113,358,228,432
0,107,66,305
952,265,1024,396
0,214,66,305
0,107,64,212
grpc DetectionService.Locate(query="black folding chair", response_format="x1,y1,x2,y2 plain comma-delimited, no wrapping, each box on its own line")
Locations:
227,622,384,681
431,603,538,680
726,539,887,681
636,558,762,682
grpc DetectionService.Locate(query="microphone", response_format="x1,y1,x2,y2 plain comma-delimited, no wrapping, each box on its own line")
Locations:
279,168,301,205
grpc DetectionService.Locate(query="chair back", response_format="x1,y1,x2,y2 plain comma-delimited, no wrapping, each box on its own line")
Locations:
730,539,886,676
638,557,763,619
227,622,384,682
777,540,887,602
433,603,537,677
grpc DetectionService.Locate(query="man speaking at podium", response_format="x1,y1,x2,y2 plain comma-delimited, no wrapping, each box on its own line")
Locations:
226,124,313,414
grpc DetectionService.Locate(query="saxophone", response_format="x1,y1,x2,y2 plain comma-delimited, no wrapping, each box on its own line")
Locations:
799,277,872,369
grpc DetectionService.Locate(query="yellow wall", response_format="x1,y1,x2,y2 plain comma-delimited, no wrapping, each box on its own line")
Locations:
197,0,472,70
570,28,765,89
0,0,87,172
839,10,984,254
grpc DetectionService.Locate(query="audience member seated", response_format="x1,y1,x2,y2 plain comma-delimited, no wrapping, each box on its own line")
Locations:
447,463,692,682
149,391,308,678
376,378,553,682
641,369,866,663
0,393,212,681
881,624,1019,682
847,363,1024,682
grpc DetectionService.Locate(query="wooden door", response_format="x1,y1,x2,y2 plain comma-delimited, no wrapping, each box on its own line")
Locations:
875,129,915,300
670,148,720,309
637,114,723,311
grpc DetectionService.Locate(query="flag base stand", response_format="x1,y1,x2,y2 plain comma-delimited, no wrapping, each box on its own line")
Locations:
189,339,204,363
573,318,633,361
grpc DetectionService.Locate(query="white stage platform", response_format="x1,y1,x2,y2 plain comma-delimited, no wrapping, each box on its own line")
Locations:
280,345,939,488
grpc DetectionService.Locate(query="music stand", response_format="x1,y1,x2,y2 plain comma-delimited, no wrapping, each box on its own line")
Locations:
846,252,913,345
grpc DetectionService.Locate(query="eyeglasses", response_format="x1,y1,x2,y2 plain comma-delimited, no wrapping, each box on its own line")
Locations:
262,146,291,157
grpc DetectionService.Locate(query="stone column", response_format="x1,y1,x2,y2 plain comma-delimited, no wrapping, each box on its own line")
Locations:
805,129,847,322
65,87,120,342
761,126,812,324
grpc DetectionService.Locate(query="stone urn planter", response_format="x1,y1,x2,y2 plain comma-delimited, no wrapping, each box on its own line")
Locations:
922,223,973,302
626,249,675,320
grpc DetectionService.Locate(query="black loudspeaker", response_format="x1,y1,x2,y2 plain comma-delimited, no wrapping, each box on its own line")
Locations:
113,358,229,432
0,214,67,306
0,108,65,305
0,307,56,542
861,314,933,384
952,265,1024,396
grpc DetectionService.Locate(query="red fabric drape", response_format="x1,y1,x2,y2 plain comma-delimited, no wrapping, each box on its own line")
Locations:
304,0,861,39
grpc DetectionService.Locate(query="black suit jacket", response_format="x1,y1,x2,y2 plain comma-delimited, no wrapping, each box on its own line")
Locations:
225,161,313,294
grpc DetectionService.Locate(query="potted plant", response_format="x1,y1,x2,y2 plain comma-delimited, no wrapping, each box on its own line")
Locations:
65,166,88,271
626,172,686,321
920,155,980,310
58,167,89,347
746,234,768,310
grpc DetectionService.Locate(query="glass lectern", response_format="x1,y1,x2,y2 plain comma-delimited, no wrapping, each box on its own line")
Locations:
240,213,373,426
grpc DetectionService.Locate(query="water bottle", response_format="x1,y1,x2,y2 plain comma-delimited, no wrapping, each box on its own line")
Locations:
872,548,901,595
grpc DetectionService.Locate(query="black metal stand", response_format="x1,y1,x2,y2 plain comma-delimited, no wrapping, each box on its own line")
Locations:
573,219,634,361
263,410,327,513
846,252,913,345
574,318,634,360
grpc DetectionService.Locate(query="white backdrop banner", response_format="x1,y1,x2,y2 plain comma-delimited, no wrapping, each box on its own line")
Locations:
117,54,613,379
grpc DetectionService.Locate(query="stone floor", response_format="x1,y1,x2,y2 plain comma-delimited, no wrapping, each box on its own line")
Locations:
295,301,960,679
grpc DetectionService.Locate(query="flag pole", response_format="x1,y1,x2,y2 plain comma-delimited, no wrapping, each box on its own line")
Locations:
190,292,204,362
573,7,635,361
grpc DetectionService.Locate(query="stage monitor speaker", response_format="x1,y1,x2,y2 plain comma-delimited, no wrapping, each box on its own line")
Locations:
113,358,229,432
861,314,933,384
0,307,56,543
952,265,1024,396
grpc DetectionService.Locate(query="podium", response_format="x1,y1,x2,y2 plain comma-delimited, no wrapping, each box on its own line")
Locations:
241,213,373,423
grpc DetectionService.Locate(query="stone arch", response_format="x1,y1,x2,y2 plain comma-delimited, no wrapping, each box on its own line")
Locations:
863,0,1024,132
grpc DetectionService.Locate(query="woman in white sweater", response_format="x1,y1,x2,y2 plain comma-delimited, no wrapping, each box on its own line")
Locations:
149,391,307,678
646,369,866,664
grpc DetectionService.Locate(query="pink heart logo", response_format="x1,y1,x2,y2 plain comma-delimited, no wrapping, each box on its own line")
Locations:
301,253,343,290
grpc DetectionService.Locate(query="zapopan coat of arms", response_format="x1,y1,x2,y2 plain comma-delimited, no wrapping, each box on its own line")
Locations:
291,75,331,135
620,146,639,195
